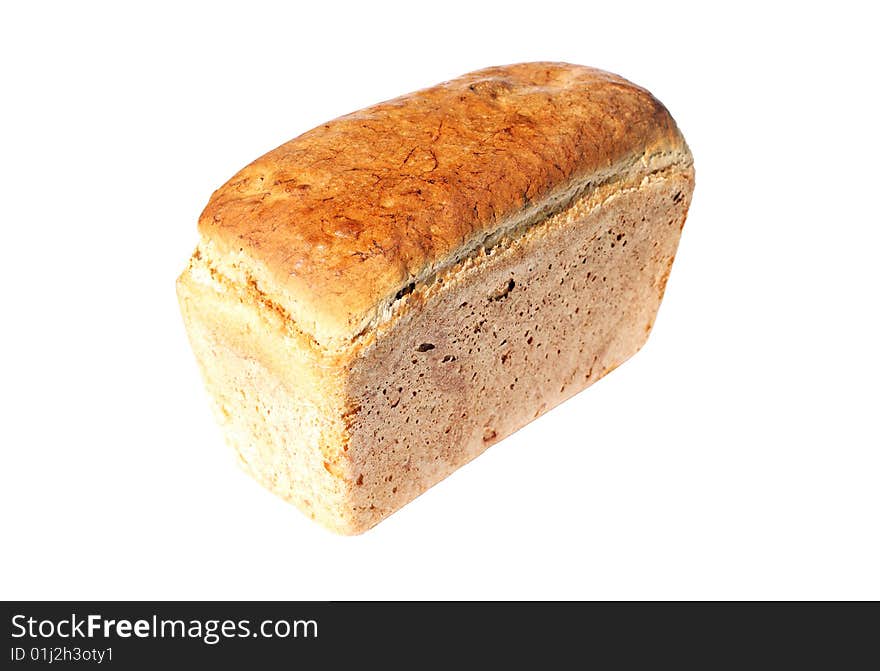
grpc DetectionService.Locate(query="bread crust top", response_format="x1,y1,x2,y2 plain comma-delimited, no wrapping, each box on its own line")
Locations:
197,62,690,345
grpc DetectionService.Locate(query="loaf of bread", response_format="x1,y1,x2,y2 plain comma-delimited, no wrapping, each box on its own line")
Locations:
177,62,694,534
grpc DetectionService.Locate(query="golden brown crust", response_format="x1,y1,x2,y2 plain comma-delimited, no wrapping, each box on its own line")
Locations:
198,62,690,344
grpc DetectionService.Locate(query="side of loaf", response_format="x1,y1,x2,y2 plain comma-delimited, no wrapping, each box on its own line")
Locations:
177,62,694,534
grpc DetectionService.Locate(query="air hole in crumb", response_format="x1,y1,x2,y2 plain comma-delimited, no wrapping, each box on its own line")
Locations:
356,474,363,486
416,343,435,352
483,428,497,442
441,354,456,363
489,278,515,302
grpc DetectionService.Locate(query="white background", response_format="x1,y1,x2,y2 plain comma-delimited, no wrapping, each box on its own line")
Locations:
2,1,877,600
